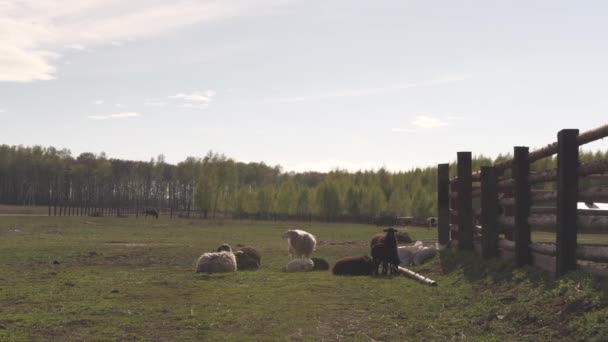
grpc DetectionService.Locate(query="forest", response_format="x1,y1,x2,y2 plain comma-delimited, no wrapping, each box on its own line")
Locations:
0,144,606,222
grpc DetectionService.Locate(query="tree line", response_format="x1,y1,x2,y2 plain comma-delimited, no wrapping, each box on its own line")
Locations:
0,144,605,221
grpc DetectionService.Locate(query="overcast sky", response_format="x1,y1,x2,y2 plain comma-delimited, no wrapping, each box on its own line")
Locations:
1,0,607,172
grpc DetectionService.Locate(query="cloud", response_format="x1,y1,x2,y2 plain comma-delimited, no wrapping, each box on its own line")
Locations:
411,115,448,129
1,1,288,82
264,75,470,104
169,90,216,108
65,43,87,51
169,90,216,103
88,112,141,120
144,101,166,107
93,100,104,105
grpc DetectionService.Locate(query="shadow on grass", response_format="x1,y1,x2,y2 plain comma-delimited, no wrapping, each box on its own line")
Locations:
439,248,555,289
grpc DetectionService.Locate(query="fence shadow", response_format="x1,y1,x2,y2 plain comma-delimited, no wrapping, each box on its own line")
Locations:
439,248,555,288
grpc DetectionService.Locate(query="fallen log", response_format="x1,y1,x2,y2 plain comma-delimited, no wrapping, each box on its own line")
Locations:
397,266,437,286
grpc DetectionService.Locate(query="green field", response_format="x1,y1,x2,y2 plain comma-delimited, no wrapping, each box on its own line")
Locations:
1,217,607,341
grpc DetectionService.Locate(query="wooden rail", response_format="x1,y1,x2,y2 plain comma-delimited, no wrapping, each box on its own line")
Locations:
438,123,608,277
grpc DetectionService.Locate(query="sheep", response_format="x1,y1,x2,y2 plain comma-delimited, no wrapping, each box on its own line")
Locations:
427,217,437,230
286,258,314,272
282,229,316,259
195,244,237,273
370,231,412,248
332,255,375,276
311,257,330,271
370,228,400,275
234,247,261,270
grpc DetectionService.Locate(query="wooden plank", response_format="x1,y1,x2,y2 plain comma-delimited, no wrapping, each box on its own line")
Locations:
457,152,474,250
556,129,580,277
458,124,608,183
437,164,451,246
481,166,499,258
513,147,532,266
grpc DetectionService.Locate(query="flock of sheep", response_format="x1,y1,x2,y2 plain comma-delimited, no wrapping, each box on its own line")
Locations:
195,228,437,276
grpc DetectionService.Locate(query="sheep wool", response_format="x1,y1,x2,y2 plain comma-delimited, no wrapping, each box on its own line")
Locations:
286,258,314,272
196,244,237,273
281,229,317,259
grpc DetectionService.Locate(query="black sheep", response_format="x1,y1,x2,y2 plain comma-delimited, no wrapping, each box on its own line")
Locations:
311,257,330,271
332,255,375,276
371,228,400,275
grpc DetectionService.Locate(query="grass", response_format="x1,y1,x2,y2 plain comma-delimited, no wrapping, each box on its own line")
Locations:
0,216,607,341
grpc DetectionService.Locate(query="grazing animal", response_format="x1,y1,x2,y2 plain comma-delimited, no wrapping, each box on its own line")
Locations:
286,258,314,272
195,244,237,273
371,228,400,275
311,257,330,271
143,209,159,219
234,247,261,270
332,255,375,276
282,229,316,259
427,217,437,230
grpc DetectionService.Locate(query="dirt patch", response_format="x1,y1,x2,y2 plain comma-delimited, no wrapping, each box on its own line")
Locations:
317,240,365,246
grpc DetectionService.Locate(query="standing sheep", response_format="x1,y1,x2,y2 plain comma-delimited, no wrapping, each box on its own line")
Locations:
332,255,375,276
282,229,316,259
371,228,400,275
195,244,237,273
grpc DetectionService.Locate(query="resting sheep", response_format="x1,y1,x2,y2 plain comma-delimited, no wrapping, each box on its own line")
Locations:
195,244,237,273
370,228,400,275
286,258,314,272
234,247,261,270
311,257,330,271
332,255,375,276
282,229,316,259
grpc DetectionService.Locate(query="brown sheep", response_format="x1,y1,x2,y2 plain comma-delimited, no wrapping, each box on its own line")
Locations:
234,247,261,270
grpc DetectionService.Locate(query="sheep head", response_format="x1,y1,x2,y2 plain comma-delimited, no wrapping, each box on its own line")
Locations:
281,230,297,239
383,228,398,234
216,244,232,252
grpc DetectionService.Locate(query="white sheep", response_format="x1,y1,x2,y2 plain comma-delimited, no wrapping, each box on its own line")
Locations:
281,229,316,259
195,244,237,273
286,258,314,272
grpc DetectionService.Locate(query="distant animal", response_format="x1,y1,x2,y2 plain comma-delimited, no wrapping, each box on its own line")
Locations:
196,244,237,273
143,209,159,219
427,217,437,230
311,257,330,271
371,228,400,275
282,229,316,259
286,258,314,272
332,255,375,276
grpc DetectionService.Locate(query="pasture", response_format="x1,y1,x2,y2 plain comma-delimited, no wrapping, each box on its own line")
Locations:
1,217,607,341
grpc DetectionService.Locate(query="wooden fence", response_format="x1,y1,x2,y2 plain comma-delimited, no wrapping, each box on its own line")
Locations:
437,124,608,277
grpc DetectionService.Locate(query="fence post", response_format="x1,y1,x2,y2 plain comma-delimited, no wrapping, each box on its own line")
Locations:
481,166,499,258
437,163,450,246
513,146,532,266
556,129,580,277
457,152,473,250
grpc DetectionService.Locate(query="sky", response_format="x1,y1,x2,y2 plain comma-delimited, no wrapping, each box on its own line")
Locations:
1,0,608,172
